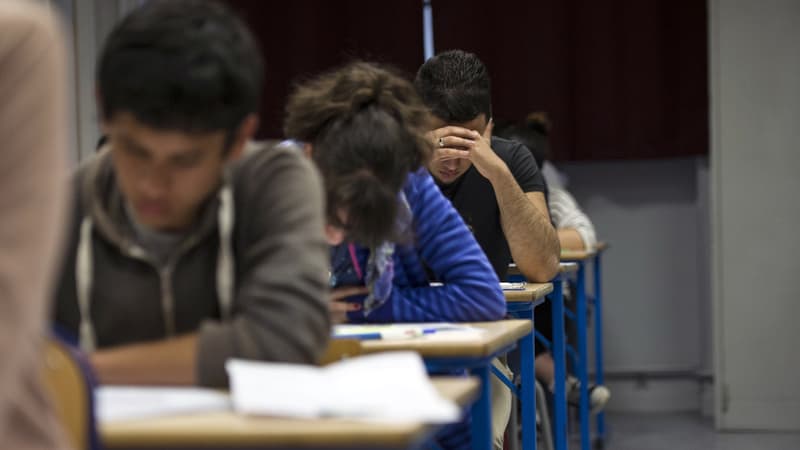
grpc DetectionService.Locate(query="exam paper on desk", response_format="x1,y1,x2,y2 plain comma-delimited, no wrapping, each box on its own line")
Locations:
226,351,461,423
96,386,230,423
332,323,485,341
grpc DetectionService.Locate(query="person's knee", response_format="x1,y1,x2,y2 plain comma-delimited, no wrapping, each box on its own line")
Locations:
490,358,514,450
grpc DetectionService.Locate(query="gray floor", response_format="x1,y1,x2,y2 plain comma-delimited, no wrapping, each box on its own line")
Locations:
600,412,800,450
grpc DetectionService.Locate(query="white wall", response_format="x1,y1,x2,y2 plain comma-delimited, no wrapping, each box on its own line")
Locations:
50,0,144,162
559,157,711,412
710,0,800,431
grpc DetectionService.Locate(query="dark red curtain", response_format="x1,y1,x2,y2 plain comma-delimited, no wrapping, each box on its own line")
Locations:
431,0,708,160
223,0,424,139
223,0,707,161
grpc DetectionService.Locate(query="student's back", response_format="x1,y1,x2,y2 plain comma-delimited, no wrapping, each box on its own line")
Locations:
0,1,70,448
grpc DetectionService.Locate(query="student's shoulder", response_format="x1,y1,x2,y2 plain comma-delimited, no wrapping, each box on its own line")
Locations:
229,140,324,215
232,140,318,186
491,136,529,162
491,136,543,191
402,167,439,201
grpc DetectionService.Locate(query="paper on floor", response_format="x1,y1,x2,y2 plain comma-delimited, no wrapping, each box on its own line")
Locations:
226,351,461,423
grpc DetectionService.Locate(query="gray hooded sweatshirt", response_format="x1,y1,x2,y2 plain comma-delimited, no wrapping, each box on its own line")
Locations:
52,142,330,386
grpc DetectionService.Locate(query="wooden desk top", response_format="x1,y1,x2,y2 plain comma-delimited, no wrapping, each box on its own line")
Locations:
560,241,609,260
560,249,595,261
102,377,479,449
504,283,553,302
508,262,578,276
559,262,578,273
359,320,532,358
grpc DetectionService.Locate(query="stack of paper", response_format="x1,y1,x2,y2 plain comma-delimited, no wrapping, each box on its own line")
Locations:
96,386,230,423
226,352,461,423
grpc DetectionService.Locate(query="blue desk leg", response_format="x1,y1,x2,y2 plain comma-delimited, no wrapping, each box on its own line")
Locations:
576,262,590,450
520,310,537,450
471,365,492,450
593,253,606,445
551,276,569,450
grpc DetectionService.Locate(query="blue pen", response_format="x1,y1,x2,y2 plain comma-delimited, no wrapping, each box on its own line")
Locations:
333,327,441,341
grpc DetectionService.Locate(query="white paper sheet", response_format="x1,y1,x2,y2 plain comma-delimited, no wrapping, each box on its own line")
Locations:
226,352,461,423
96,386,230,423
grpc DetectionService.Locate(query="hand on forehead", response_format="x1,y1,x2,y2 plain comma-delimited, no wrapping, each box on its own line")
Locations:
440,126,481,139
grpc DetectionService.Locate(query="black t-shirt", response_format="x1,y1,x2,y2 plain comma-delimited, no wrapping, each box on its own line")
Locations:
436,136,546,280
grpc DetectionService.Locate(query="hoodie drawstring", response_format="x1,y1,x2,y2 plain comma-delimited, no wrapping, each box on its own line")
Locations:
76,217,95,353
75,187,236,352
216,185,235,320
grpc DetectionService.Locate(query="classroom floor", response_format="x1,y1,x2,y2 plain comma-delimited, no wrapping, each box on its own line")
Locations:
601,412,800,450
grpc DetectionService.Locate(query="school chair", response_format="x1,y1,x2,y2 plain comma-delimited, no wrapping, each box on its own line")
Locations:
41,335,100,450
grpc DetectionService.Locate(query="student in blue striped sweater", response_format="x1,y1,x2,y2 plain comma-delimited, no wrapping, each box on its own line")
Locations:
284,62,505,449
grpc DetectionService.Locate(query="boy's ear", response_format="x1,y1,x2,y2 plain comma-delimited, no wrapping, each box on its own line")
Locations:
96,84,109,133
227,114,259,160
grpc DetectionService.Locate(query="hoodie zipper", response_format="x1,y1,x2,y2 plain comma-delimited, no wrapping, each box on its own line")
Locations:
126,232,205,337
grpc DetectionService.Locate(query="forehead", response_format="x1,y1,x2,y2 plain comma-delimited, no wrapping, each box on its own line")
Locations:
106,112,225,153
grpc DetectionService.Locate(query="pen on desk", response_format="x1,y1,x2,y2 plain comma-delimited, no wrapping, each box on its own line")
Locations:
334,328,436,341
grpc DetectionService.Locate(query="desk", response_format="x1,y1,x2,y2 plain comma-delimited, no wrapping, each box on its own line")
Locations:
504,283,553,303
358,320,531,450
102,377,478,450
506,263,574,450
358,320,530,359
507,263,577,277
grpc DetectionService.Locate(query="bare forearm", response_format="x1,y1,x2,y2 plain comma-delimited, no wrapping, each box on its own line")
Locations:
490,167,560,281
558,228,587,251
91,334,198,385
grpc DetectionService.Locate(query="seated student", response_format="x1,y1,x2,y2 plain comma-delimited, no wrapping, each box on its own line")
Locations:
496,113,610,413
0,2,70,447
415,50,561,449
283,61,505,450
52,0,330,387
414,50,560,283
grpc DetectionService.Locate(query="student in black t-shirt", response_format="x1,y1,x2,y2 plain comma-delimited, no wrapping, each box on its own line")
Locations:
415,49,561,450
414,50,560,282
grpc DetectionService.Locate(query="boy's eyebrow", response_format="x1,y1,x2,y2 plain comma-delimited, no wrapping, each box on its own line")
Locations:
118,134,149,153
118,134,203,158
168,147,204,161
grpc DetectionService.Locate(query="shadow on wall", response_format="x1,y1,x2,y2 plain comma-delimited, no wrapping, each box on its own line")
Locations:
560,157,699,207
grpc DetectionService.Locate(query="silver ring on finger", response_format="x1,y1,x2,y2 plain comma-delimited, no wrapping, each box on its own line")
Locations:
438,137,444,148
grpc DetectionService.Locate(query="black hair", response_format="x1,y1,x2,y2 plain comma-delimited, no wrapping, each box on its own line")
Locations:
414,49,491,123
97,0,263,145
285,62,432,247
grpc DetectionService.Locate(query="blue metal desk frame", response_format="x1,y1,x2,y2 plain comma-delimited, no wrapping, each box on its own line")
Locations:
505,274,570,450
504,295,547,450
560,246,608,450
426,346,517,450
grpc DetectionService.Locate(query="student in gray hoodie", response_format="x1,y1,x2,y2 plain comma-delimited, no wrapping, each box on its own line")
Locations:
52,0,330,387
